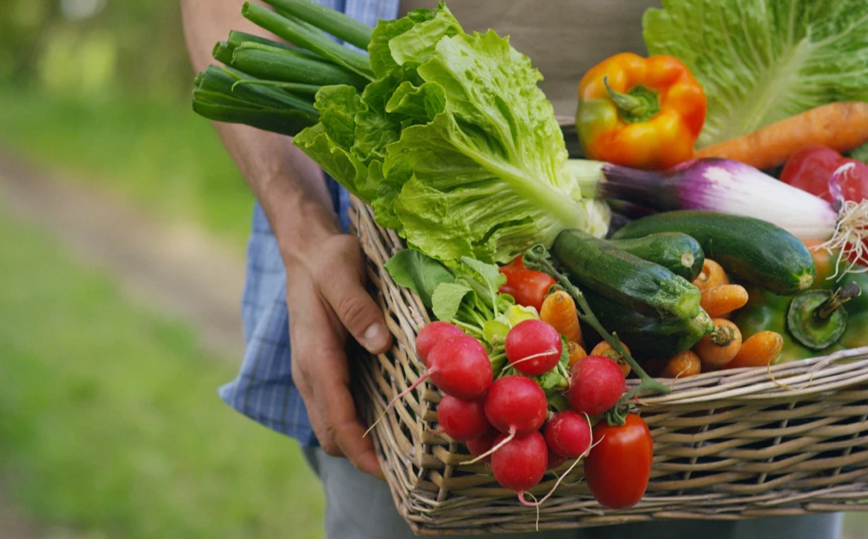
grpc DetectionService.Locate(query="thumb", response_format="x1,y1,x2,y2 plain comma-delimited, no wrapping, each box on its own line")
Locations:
321,268,393,355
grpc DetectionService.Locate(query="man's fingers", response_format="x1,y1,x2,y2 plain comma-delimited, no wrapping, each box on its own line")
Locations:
318,241,392,355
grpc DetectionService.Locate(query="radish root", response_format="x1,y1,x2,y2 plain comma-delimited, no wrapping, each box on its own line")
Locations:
364,371,431,438
462,429,515,465
820,163,868,278
499,348,559,375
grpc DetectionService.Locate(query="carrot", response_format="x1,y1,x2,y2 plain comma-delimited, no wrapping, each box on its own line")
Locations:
590,341,631,377
693,318,742,370
540,290,582,344
692,259,729,291
660,350,702,378
700,284,749,318
723,331,783,370
694,102,868,170
567,341,587,367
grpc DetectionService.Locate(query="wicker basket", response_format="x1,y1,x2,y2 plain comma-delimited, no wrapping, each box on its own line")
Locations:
349,197,868,536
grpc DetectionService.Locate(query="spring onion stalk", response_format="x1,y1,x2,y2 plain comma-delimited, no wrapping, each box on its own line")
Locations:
242,2,373,81
226,30,319,59
229,79,321,96
567,157,868,265
230,44,369,89
263,0,373,50
193,66,319,136
197,65,317,113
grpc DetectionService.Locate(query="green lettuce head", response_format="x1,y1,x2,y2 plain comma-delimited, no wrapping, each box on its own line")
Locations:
294,4,609,263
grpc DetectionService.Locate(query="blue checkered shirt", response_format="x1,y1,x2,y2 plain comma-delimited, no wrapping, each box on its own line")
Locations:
218,0,400,447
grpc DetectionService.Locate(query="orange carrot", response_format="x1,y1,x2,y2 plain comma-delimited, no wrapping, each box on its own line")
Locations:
694,102,868,170
540,291,582,344
590,341,631,377
692,259,730,291
693,318,742,370
660,350,702,378
700,284,749,318
723,331,783,370
567,341,587,367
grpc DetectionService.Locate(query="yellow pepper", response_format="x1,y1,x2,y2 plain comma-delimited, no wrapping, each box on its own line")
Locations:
577,53,706,170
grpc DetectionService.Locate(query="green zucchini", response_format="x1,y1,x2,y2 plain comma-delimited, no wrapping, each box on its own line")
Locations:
611,211,816,295
551,229,702,321
583,290,714,361
608,232,704,282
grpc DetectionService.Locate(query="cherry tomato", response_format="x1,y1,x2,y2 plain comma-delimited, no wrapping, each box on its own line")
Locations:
583,413,653,509
499,256,556,312
780,145,868,203
499,271,556,312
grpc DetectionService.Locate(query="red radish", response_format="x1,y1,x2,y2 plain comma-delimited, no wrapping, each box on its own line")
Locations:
505,319,563,375
566,355,626,416
365,335,492,437
437,395,490,442
543,410,592,458
466,428,499,463
463,376,548,464
484,375,548,436
490,431,548,494
416,321,464,366
427,336,493,399
546,448,567,470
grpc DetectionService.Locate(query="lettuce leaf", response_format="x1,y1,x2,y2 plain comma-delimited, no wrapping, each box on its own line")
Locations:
644,0,868,147
294,4,609,263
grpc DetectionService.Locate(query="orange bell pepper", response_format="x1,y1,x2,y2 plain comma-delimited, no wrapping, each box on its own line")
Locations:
576,53,706,170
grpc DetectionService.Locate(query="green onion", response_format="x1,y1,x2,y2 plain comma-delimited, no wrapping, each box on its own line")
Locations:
230,44,368,89
242,2,374,81
192,93,318,137
263,0,373,50
196,65,317,114
226,30,324,60
228,80,321,96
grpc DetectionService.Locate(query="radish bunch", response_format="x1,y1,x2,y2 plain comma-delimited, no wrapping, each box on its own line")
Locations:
419,318,631,503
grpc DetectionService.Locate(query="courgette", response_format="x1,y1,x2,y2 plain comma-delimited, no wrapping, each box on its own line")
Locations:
551,229,702,321
611,211,816,295
583,290,714,361
609,232,704,282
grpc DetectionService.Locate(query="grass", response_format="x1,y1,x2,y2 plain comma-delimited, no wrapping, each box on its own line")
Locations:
0,207,325,539
0,87,254,248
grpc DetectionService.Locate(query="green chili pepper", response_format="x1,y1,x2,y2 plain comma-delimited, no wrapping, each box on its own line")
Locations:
787,283,861,350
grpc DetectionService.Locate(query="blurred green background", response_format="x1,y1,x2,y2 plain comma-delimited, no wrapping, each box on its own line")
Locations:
0,1,866,538
0,1,325,538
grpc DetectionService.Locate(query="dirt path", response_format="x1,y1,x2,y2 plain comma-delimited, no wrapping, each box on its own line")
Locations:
0,150,246,357
0,151,249,538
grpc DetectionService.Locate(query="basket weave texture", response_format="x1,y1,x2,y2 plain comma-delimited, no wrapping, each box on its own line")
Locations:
349,198,868,536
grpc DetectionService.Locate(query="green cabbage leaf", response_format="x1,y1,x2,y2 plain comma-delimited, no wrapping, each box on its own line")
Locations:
644,0,868,147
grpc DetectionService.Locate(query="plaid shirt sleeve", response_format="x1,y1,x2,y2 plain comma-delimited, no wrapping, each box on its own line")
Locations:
218,0,400,447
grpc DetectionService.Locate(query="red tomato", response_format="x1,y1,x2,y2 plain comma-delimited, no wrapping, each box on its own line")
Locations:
499,256,556,312
583,414,653,509
780,145,868,203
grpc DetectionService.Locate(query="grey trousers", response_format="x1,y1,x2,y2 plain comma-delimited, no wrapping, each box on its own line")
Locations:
302,447,843,539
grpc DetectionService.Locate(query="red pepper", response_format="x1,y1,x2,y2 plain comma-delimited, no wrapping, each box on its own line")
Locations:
498,255,556,313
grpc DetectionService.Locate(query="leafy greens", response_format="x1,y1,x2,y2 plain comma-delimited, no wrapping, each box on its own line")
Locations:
294,4,609,263
644,0,868,148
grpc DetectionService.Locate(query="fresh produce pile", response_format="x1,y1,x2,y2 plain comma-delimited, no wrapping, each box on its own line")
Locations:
192,0,868,511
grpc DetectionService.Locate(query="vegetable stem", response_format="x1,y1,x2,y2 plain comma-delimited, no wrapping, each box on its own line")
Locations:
242,2,374,81
816,282,861,320
523,245,670,424
263,0,373,50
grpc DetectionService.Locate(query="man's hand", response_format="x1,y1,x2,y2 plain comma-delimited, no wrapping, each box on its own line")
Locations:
284,229,393,478
180,0,392,478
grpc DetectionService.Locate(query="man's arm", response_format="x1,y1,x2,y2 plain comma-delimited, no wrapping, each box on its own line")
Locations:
180,0,391,478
